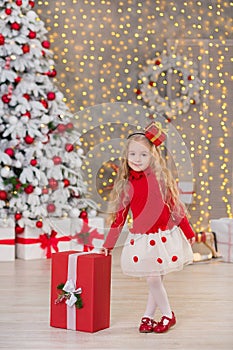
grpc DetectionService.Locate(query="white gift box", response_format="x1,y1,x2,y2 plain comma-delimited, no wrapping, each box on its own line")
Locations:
178,181,194,204
16,217,72,260
0,218,15,262
70,217,105,252
210,218,233,263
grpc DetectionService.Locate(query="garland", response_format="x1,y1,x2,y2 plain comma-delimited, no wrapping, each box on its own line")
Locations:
137,52,202,120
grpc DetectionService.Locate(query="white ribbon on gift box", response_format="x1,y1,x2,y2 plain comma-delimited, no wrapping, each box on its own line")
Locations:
66,252,93,330
63,279,82,307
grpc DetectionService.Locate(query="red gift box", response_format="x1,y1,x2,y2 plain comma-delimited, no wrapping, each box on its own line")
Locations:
50,251,111,332
145,121,166,146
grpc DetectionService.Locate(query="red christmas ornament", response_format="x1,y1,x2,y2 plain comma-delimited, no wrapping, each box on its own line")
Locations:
24,185,34,194
5,8,12,15
42,40,50,49
11,22,21,31
15,76,21,84
24,135,35,144
79,210,88,220
15,225,24,234
63,179,70,187
41,50,46,57
42,187,49,195
65,143,74,152
149,81,155,87
47,203,56,213
15,212,22,221
0,190,8,201
28,31,36,39
23,93,30,100
0,34,5,45
36,221,43,228
56,124,66,133
135,88,142,95
66,122,74,130
48,178,58,190
4,148,14,157
47,69,57,78
2,94,11,104
52,156,62,165
155,59,161,65
15,181,22,190
188,75,193,81
30,159,37,166
40,99,48,109
16,0,22,5
22,44,30,54
29,1,35,7
47,92,56,101
22,111,31,118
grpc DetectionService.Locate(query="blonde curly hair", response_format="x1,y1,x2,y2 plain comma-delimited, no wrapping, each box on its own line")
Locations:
107,134,186,225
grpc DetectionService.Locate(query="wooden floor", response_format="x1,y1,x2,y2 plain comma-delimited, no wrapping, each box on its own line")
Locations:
0,248,233,350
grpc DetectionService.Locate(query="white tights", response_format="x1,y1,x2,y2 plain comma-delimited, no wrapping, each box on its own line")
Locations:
144,276,172,320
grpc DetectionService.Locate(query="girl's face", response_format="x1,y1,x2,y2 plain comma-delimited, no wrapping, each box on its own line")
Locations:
127,139,151,172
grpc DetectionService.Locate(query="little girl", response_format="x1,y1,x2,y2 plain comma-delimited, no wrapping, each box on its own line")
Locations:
102,122,195,333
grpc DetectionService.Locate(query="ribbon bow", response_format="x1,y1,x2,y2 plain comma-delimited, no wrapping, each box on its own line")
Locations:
63,279,82,307
39,230,59,258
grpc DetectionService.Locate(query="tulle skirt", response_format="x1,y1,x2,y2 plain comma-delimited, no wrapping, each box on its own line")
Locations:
121,226,193,277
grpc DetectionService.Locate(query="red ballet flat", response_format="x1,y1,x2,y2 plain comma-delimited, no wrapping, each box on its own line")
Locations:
139,317,157,333
153,312,176,333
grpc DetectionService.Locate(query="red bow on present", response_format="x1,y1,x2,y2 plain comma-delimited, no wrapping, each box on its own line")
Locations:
73,220,104,252
16,230,71,258
39,230,60,258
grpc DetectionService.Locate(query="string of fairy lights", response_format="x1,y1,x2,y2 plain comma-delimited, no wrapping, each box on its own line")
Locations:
35,1,233,229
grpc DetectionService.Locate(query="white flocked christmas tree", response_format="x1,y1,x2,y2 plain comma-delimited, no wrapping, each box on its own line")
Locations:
0,0,97,234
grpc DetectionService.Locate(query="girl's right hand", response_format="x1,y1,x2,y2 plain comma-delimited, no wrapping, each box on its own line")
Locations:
100,247,111,256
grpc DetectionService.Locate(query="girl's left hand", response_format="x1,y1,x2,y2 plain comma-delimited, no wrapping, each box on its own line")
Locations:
188,236,196,245
100,248,111,256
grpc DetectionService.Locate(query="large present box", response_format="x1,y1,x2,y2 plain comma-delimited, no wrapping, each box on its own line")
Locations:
210,218,233,262
50,251,111,332
70,217,105,252
0,218,15,262
16,218,71,260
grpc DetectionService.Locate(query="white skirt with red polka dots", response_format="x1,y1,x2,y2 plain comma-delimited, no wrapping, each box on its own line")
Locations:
120,226,193,277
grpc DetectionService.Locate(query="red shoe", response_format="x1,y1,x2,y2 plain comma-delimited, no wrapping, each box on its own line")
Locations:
153,312,176,333
139,317,157,333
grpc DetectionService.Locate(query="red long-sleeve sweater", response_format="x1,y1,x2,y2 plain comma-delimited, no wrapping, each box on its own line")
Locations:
103,167,195,249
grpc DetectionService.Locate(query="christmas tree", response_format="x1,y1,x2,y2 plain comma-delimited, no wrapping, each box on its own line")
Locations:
0,0,97,233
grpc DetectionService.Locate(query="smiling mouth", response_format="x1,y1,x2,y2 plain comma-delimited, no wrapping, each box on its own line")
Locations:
132,163,142,167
